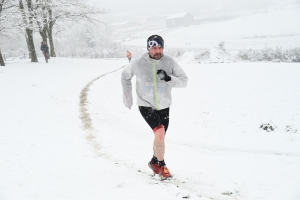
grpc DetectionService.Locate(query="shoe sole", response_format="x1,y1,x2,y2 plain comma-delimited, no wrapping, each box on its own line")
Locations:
159,174,172,180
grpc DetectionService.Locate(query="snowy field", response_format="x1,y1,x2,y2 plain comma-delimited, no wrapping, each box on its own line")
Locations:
1,57,300,200
124,3,300,50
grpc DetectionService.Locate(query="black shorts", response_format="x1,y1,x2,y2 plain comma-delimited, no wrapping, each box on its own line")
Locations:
139,106,169,132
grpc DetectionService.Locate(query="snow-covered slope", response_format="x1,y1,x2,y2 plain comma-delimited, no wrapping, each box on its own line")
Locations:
123,2,300,50
1,57,299,200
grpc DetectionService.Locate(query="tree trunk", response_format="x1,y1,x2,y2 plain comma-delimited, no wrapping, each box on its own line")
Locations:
47,8,56,57
26,28,38,62
39,27,47,44
0,49,5,66
0,0,4,14
27,0,37,62
48,26,56,57
38,5,48,45
19,0,38,62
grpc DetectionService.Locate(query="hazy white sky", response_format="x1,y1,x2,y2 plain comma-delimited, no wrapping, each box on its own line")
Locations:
90,0,288,17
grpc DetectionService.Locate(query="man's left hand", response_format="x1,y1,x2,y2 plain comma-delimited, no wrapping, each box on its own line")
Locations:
157,69,171,82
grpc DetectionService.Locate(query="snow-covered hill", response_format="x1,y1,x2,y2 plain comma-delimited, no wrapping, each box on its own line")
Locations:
1,57,300,200
123,2,300,50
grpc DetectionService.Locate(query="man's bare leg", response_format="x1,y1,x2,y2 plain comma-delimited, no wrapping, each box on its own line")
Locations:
153,125,165,161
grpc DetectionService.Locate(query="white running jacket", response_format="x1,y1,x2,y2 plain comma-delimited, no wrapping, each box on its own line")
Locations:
121,53,188,110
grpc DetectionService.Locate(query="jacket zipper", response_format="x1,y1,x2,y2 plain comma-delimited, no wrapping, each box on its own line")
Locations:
152,60,160,110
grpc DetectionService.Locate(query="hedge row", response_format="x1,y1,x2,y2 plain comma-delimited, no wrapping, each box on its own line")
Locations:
237,47,300,62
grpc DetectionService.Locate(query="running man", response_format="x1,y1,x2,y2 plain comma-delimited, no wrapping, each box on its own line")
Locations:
121,35,188,180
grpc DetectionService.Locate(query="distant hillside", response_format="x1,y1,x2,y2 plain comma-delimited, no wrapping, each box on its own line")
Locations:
122,2,300,50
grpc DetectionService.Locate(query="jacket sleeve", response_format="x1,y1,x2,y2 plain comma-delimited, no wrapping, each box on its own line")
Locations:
121,64,134,108
167,60,188,88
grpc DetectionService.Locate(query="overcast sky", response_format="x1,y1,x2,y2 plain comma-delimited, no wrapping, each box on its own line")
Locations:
90,0,290,17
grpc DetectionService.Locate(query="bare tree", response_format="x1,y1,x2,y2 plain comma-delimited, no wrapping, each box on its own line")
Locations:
40,0,107,57
35,1,48,45
1,0,28,59
1,0,107,61
0,49,4,66
27,0,107,57
0,0,4,13
18,0,38,62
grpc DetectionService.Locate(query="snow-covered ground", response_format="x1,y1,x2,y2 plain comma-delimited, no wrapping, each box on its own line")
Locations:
1,57,300,200
123,2,300,50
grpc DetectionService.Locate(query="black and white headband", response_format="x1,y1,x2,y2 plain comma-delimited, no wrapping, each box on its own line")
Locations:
147,35,164,50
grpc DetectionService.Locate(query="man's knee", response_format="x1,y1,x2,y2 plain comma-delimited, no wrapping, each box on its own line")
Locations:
153,125,165,139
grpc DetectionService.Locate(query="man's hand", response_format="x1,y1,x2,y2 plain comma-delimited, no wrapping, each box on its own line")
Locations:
157,69,171,82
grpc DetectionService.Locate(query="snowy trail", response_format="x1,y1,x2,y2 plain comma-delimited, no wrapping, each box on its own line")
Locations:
79,66,223,200
86,62,300,200
81,67,250,200
79,65,125,130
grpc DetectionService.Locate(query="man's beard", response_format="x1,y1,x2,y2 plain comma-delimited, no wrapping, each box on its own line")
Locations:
150,53,163,60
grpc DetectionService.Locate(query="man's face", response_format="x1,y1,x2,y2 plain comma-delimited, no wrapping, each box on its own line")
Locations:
149,46,164,60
